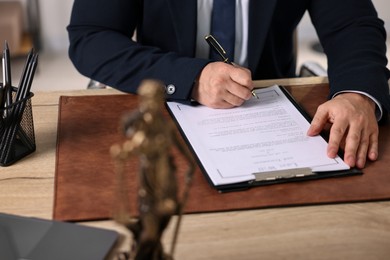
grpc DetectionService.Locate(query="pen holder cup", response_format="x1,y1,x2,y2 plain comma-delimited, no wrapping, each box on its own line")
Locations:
0,86,36,166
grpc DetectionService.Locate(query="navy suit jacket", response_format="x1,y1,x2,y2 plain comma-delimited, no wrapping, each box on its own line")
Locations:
68,0,390,111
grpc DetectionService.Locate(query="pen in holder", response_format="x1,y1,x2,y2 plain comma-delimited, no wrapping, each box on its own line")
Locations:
0,85,36,166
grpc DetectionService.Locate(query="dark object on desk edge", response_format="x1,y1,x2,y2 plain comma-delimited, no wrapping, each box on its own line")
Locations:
0,212,118,260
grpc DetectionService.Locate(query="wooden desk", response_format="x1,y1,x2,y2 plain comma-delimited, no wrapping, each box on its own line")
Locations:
1,78,390,259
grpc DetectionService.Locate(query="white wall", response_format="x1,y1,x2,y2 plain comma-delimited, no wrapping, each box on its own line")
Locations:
373,0,390,31
36,0,390,52
38,0,74,52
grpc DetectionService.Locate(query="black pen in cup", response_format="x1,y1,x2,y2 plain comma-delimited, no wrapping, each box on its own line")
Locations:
2,41,13,108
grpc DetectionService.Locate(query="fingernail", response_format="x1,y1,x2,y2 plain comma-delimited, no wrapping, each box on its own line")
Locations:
357,159,365,168
369,152,378,161
327,148,337,158
347,156,356,167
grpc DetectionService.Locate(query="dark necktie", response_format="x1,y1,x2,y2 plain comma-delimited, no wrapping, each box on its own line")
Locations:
209,0,236,61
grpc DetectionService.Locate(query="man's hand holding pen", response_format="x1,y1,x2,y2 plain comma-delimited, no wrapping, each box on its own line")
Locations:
191,62,254,108
191,35,256,109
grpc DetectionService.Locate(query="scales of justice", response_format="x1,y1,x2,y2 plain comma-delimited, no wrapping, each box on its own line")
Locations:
111,80,195,260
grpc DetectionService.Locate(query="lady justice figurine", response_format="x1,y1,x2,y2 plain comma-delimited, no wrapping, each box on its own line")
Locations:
111,80,195,260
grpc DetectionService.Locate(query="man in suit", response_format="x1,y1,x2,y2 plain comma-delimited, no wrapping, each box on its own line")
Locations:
67,0,390,169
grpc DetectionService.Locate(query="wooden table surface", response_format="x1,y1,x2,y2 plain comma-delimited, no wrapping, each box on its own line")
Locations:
1,77,390,259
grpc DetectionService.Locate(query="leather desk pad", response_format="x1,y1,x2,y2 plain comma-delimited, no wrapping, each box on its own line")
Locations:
53,84,390,221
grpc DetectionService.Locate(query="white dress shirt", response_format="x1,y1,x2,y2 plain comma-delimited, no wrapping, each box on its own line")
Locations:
196,0,249,66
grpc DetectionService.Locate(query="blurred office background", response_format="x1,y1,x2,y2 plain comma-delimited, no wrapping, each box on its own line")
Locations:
1,0,389,92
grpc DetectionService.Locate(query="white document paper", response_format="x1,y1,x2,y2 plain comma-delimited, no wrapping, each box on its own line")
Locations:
166,85,350,186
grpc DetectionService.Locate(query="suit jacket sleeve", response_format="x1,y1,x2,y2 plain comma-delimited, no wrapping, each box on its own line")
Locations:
308,0,390,111
67,0,208,101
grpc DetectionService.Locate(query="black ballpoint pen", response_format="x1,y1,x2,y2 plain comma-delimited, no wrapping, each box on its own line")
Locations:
205,34,258,99
15,49,34,102
2,41,13,109
1,51,6,109
0,72,4,110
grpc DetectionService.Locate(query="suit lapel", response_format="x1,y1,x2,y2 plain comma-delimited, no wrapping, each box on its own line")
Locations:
166,0,197,56
247,0,277,70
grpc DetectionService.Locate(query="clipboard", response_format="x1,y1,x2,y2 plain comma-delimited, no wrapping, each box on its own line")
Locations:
166,85,362,192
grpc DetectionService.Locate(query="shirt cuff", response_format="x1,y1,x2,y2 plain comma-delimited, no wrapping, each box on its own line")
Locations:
332,90,383,121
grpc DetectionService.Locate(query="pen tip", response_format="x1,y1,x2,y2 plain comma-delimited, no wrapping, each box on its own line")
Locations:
4,40,9,49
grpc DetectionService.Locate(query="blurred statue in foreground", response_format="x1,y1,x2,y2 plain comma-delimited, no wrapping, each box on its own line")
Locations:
111,80,195,260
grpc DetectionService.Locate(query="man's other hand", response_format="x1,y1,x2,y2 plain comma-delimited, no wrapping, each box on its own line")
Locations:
307,92,378,168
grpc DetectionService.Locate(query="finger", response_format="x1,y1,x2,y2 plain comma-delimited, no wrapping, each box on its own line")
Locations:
192,83,235,109
229,66,253,91
343,125,362,168
367,130,379,162
207,85,243,108
327,119,348,159
205,96,237,109
217,100,237,109
222,89,247,107
203,95,236,109
355,134,369,169
226,81,253,101
355,127,378,168
307,105,329,136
